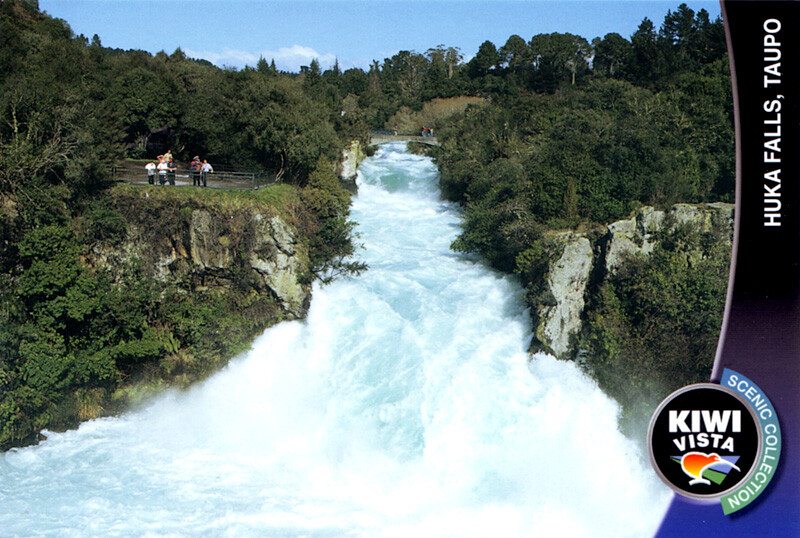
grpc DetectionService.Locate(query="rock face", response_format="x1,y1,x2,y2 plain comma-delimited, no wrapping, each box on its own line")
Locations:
91,199,311,319
605,203,733,274
340,140,366,182
531,203,734,359
247,213,308,316
535,233,594,358
604,207,662,274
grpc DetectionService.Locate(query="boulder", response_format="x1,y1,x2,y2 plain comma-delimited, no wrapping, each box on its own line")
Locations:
534,233,594,358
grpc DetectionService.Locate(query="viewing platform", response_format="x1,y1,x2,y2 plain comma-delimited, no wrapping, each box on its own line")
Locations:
111,163,275,190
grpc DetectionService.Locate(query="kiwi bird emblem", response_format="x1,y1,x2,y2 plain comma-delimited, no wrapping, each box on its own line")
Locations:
680,452,740,485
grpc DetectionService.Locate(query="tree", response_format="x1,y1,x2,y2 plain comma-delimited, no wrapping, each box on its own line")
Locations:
340,67,369,96
467,40,498,79
629,18,660,86
660,3,698,71
660,4,697,48
528,32,591,90
593,33,632,78
300,158,366,282
381,50,429,106
256,56,270,74
498,34,530,81
425,45,462,79
686,9,727,66
301,58,322,85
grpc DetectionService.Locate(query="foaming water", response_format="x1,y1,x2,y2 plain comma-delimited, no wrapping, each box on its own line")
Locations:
0,143,669,536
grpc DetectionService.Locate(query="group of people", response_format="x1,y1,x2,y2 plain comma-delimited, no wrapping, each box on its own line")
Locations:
420,127,434,137
144,150,213,187
189,156,214,187
145,151,175,185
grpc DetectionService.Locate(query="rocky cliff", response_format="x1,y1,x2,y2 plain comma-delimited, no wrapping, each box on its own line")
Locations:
0,183,322,451
91,187,312,320
339,139,367,183
530,203,734,360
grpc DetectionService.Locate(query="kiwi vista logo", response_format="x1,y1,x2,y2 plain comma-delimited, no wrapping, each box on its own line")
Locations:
676,451,740,486
648,369,781,514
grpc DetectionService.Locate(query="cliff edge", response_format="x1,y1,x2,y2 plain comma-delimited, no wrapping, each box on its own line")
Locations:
525,202,734,436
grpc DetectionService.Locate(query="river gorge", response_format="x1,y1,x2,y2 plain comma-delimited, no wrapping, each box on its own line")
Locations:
0,144,670,537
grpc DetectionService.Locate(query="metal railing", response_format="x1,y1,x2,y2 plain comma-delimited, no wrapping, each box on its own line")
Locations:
111,166,275,190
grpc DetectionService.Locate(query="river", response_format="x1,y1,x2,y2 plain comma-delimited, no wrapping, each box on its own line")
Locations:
0,144,669,537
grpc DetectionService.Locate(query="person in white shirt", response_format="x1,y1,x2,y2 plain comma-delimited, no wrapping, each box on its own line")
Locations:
157,158,168,185
145,161,156,184
201,160,213,187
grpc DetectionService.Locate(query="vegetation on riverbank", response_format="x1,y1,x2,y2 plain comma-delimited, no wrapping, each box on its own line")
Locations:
0,1,363,449
0,167,362,449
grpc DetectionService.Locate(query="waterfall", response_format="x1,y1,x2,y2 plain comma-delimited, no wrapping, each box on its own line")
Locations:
0,143,669,537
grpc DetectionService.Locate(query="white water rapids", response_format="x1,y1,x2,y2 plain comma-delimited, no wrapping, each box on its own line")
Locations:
0,144,669,537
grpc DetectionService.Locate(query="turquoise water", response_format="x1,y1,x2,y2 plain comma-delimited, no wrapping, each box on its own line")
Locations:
0,144,669,537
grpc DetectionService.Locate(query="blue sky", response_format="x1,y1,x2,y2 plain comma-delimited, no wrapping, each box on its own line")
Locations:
39,1,722,72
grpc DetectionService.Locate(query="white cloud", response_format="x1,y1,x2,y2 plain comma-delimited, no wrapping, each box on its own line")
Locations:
184,45,339,72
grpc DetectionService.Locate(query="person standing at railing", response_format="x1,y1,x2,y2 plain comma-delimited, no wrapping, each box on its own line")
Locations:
201,159,213,187
157,157,168,185
145,161,156,185
190,156,202,186
166,158,177,185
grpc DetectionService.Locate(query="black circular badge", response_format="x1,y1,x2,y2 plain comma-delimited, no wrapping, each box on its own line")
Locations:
648,383,761,499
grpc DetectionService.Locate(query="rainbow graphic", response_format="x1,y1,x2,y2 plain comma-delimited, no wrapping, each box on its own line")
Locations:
672,453,741,485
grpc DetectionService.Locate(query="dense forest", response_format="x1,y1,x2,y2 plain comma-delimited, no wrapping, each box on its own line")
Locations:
1,0,733,446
